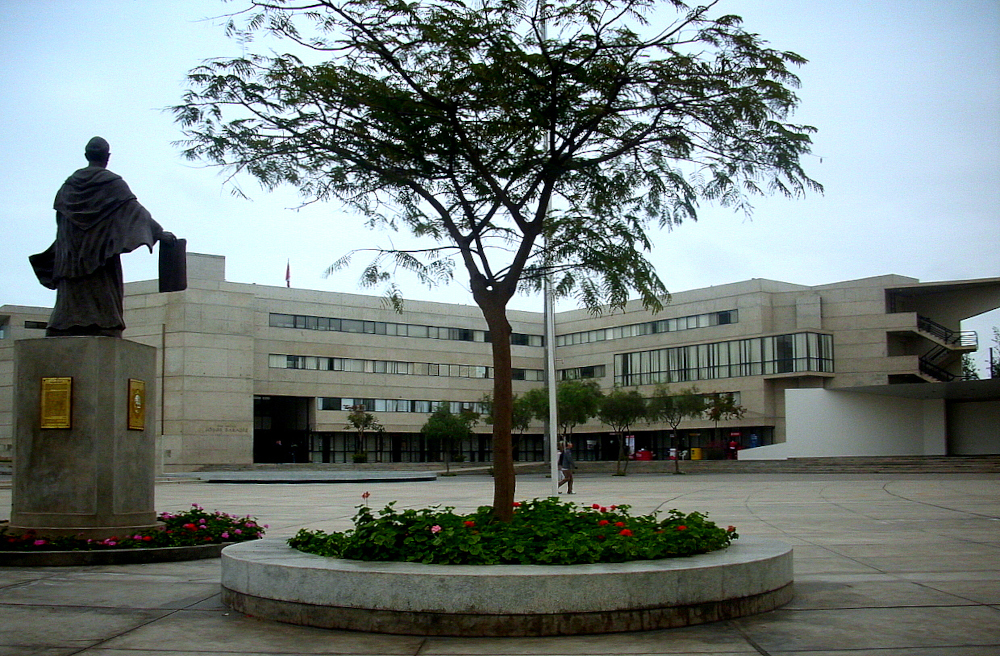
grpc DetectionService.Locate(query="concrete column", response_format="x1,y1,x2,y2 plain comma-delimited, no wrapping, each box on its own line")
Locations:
10,337,160,539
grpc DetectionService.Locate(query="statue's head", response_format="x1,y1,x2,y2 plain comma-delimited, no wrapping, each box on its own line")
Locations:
84,137,110,165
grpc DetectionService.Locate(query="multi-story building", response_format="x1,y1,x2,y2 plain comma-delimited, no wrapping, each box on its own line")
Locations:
2,253,997,471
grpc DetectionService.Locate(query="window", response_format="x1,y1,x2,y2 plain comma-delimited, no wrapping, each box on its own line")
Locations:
24,320,48,330
614,332,833,386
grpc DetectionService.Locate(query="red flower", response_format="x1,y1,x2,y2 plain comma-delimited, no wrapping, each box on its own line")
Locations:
464,520,475,527
512,502,521,507
727,526,736,533
619,529,633,537
610,505,617,510
597,535,605,540
592,503,601,509
600,506,608,513
677,525,687,531
142,535,153,542
614,521,625,528
183,523,197,531
598,519,609,526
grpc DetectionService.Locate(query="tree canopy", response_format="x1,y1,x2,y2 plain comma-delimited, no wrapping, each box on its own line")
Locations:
175,0,820,518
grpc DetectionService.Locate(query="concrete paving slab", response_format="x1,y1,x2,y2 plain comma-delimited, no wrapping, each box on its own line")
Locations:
98,608,426,654
0,472,998,655
736,605,1000,652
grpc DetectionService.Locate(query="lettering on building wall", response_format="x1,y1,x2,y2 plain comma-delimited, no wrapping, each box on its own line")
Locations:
203,424,251,435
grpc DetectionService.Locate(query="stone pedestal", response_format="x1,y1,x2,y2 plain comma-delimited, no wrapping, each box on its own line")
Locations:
10,337,160,539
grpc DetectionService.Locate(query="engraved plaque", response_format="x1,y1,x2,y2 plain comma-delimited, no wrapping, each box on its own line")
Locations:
40,377,72,429
128,379,146,431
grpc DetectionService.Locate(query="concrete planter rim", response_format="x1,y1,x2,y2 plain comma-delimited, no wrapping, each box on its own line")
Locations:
221,537,794,636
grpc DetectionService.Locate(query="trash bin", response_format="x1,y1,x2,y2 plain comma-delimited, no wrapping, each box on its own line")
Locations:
691,447,703,460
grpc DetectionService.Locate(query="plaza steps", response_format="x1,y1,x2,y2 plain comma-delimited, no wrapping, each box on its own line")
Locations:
171,455,1000,477
552,455,1000,475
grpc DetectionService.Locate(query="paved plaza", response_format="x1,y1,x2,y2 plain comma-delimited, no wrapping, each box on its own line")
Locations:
1,471,998,655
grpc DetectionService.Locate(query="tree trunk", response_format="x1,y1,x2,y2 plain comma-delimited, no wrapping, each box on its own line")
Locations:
480,297,515,521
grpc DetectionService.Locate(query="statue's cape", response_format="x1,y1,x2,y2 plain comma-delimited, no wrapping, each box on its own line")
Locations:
30,167,158,288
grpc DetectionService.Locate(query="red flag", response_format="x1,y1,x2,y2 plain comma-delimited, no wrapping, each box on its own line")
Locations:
285,260,290,288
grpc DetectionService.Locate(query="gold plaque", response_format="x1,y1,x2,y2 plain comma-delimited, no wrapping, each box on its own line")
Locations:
40,377,73,429
128,379,146,431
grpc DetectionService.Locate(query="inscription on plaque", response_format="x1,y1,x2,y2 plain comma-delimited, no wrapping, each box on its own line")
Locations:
40,377,72,429
128,379,146,431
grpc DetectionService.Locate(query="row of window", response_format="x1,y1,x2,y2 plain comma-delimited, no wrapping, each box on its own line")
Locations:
319,397,489,415
559,364,607,380
557,310,737,347
269,354,545,381
615,332,834,386
269,313,544,347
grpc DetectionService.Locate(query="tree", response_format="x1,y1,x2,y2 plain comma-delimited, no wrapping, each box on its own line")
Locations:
175,0,820,519
597,389,647,475
962,353,981,380
647,386,705,473
704,393,745,454
520,379,603,444
345,405,385,463
421,403,479,474
991,327,1000,379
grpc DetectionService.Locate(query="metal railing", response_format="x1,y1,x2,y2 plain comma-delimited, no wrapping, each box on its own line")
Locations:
917,315,977,348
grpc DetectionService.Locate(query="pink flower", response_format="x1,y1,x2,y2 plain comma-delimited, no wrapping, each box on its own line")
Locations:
221,532,230,539
234,529,242,535
199,519,207,524
430,525,442,534
33,539,46,546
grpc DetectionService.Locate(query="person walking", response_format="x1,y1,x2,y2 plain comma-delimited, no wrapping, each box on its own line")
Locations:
558,441,575,494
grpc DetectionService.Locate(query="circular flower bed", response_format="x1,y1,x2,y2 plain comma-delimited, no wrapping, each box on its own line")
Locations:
288,498,737,565
0,504,266,552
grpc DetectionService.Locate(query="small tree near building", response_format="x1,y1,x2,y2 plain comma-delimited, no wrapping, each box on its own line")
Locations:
421,404,479,474
704,393,746,457
346,405,385,463
647,386,706,474
597,389,648,476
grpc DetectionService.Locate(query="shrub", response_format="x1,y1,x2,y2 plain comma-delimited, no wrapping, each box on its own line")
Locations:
0,505,265,551
288,498,737,565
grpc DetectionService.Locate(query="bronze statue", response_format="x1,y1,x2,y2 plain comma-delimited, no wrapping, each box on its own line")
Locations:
30,137,177,337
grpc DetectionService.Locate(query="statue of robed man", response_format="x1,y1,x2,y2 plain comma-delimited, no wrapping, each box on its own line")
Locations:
29,137,182,338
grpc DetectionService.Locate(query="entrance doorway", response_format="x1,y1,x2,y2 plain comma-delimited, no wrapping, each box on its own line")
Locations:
253,396,312,463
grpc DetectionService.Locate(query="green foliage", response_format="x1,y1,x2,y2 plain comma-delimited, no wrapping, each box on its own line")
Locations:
648,386,706,430
175,0,821,315
520,380,603,440
421,403,479,470
0,505,265,551
175,0,821,515
287,498,737,565
597,389,648,474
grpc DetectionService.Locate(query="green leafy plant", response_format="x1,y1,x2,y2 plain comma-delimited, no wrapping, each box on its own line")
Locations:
0,504,265,551
288,498,736,565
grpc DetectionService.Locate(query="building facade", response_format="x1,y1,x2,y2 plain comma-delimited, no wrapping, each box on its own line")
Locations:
2,253,997,471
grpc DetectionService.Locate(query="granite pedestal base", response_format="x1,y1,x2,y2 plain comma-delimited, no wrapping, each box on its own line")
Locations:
9,337,160,539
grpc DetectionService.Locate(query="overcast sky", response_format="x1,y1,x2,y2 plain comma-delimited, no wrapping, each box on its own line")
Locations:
1,1,998,371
